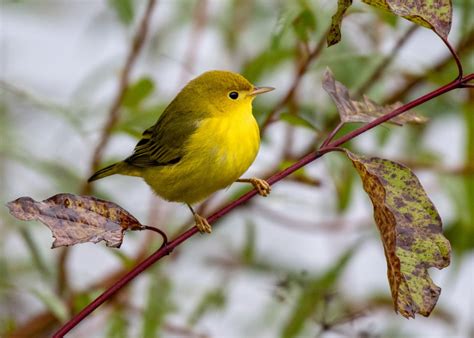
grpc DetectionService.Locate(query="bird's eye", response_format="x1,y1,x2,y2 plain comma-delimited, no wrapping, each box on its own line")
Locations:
228,91,239,100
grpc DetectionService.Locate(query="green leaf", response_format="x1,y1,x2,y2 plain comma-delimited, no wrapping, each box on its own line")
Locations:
442,103,474,256
72,291,101,314
116,103,166,139
30,288,69,322
122,77,155,109
281,244,357,338
109,0,135,25
0,315,16,336
19,227,51,278
109,249,135,269
345,150,451,318
464,101,474,163
106,308,128,338
327,0,353,47
362,0,452,39
242,222,256,264
242,47,294,83
292,8,317,42
141,271,174,338
271,8,296,49
444,219,474,255
278,160,320,187
375,125,392,147
188,288,227,326
279,112,318,131
335,162,355,212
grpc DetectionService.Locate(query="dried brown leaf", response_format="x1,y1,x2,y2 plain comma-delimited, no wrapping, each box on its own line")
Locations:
345,150,451,318
7,193,143,248
323,68,427,125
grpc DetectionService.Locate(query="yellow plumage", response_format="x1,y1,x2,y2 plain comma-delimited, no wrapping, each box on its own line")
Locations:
88,70,273,233
144,106,260,203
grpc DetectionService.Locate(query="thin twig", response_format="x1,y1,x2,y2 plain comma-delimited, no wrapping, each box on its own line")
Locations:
260,27,330,131
55,0,157,303
354,25,419,97
178,0,208,85
437,33,463,80
321,121,345,148
382,30,473,104
253,203,370,232
83,0,157,195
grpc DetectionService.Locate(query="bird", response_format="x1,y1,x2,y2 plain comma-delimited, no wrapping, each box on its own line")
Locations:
88,70,274,233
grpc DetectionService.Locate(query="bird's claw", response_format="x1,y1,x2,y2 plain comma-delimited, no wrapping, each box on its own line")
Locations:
194,214,212,233
249,178,271,197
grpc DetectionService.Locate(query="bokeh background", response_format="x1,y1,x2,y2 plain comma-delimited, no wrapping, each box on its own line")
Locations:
1,0,473,337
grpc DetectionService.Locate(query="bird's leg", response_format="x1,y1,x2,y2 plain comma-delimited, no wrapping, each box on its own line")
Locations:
236,177,271,197
187,204,212,233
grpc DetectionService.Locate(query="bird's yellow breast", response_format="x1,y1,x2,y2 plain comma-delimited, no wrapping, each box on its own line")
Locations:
142,104,260,204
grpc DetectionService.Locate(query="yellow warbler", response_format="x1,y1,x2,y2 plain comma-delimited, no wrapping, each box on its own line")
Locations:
88,70,274,233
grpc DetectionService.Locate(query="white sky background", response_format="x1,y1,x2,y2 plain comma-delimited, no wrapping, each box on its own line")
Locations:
1,1,473,337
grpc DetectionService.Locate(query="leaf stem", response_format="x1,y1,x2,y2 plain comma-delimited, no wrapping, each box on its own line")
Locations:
354,25,419,97
142,225,168,247
261,27,330,131
437,33,463,80
321,121,345,148
382,30,474,104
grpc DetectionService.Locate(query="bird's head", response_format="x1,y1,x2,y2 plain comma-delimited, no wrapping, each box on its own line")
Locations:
182,70,274,115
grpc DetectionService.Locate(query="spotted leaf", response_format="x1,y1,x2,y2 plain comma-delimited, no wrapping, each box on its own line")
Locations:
345,150,451,318
7,193,143,248
362,0,452,39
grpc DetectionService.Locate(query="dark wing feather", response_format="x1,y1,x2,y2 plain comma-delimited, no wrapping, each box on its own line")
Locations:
125,105,205,168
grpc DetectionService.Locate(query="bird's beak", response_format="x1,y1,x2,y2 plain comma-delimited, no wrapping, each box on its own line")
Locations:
250,86,275,96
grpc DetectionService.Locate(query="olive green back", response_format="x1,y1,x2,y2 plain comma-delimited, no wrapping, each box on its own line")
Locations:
125,102,206,167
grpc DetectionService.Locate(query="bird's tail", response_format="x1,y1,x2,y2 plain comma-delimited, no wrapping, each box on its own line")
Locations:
88,162,121,182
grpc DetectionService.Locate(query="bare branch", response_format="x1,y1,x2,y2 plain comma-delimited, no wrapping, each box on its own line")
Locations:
83,0,157,195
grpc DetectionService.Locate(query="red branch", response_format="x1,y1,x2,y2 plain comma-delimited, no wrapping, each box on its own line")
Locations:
52,37,473,337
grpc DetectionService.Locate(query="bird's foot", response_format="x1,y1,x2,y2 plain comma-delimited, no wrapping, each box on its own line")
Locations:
194,213,212,233
239,177,271,196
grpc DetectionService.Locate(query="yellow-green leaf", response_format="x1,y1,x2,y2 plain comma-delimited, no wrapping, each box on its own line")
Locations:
345,150,451,318
327,0,353,47
109,0,135,26
292,8,317,43
122,77,155,109
362,0,452,39
280,112,318,131
7,193,143,248
323,68,427,125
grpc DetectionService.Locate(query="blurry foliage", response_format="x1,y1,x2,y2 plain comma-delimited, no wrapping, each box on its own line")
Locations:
109,0,135,25
281,244,357,337
141,269,175,338
106,306,129,338
0,0,473,337
188,287,226,326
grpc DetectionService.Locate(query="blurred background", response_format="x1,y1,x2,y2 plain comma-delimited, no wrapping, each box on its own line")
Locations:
1,0,473,337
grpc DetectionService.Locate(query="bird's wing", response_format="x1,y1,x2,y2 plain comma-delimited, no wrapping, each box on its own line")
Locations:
125,107,205,167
